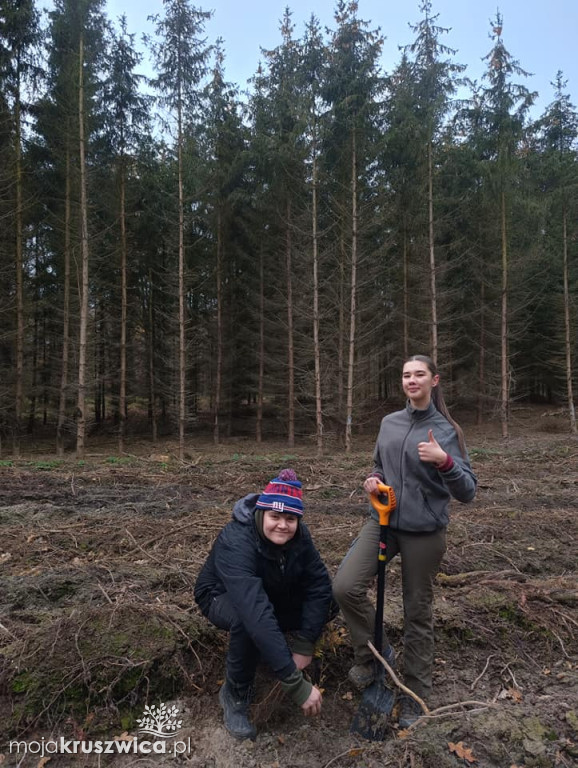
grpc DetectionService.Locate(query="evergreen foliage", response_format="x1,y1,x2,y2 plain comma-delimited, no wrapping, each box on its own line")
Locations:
0,0,576,452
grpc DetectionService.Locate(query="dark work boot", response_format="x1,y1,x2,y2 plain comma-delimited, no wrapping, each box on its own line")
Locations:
398,693,423,728
348,645,396,690
218,680,257,740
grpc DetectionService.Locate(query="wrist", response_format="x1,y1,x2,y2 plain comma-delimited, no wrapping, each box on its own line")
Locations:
436,454,454,472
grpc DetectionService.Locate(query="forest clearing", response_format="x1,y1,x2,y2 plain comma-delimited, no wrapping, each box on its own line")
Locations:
2,4,576,764
0,407,576,768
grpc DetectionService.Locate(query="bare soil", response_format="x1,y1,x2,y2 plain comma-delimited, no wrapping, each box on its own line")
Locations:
0,408,577,767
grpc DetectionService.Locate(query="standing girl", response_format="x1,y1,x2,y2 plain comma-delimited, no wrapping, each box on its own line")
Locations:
333,355,477,727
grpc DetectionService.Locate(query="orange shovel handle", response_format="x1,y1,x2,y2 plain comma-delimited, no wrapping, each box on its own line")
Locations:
369,482,397,526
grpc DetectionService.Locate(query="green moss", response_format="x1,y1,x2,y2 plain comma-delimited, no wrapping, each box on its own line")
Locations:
120,712,135,731
438,623,475,650
106,456,132,465
498,605,541,633
522,716,549,741
12,672,33,693
113,667,145,697
29,460,63,470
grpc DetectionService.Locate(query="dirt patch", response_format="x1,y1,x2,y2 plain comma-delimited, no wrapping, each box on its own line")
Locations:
0,420,576,767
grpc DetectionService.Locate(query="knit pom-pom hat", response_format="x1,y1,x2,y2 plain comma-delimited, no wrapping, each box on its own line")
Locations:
256,468,303,517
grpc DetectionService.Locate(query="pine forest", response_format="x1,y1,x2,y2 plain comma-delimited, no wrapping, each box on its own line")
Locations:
1,0,577,460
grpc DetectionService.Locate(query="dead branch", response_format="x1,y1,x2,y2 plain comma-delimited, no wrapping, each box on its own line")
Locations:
97,582,114,605
368,641,494,732
437,570,524,587
151,605,205,685
470,654,496,691
322,748,365,768
0,621,17,639
368,641,429,715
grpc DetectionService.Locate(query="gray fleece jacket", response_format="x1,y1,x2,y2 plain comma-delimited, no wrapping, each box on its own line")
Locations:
369,401,477,532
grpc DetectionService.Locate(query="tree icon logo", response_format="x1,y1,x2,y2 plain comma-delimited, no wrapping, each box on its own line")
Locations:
136,703,183,738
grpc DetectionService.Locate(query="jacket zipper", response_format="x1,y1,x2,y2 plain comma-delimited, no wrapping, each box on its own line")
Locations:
396,421,414,529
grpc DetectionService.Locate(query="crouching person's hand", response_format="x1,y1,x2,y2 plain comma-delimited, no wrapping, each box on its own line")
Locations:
301,685,322,716
281,668,321,716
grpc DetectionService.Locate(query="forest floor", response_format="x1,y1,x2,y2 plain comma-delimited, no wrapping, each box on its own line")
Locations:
0,406,577,768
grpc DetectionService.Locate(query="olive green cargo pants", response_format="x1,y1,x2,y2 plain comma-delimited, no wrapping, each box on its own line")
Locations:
333,517,446,700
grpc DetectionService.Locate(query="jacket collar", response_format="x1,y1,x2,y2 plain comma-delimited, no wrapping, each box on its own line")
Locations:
406,399,437,421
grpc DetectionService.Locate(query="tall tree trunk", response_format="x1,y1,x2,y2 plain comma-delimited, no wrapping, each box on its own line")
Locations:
562,205,577,433
177,106,186,461
477,258,486,427
286,199,295,448
118,165,127,452
428,139,438,364
27,238,41,433
500,187,509,439
56,149,71,455
256,245,264,443
403,228,409,359
76,33,90,459
345,131,358,453
27,303,38,433
337,231,345,438
214,207,223,444
312,145,323,456
94,308,100,422
14,88,23,457
148,269,158,443
42,309,48,426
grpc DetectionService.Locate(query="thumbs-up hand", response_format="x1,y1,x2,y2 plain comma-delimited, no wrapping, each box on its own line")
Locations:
417,429,447,465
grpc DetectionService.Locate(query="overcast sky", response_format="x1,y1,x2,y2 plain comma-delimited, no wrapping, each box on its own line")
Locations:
100,0,577,116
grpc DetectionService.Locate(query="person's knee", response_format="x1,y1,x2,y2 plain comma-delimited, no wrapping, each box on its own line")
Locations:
333,571,363,607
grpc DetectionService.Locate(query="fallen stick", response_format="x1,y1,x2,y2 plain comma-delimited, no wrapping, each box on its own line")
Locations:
368,641,429,715
368,641,494,731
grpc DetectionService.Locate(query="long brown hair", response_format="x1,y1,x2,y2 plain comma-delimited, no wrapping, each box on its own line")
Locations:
405,355,467,458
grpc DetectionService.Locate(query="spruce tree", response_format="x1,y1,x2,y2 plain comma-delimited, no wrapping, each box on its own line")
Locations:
323,0,384,450
479,13,535,437
148,0,212,459
405,0,464,365
102,14,150,451
0,0,41,455
534,73,578,431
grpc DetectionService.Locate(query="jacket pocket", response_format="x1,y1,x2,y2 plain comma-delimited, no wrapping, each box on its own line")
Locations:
420,488,442,525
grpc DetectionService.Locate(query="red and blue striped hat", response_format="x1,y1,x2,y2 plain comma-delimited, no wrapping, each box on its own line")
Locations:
256,468,304,517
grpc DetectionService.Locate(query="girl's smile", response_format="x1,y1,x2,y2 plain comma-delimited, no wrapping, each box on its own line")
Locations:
402,360,439,409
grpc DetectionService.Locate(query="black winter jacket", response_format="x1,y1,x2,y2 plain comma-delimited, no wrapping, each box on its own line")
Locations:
194,494,332,680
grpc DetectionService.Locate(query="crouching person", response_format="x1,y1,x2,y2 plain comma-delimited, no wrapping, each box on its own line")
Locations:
194,469,334,740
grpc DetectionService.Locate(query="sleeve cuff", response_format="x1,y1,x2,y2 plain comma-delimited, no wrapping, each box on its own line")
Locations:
290,634,315,657
436,455,454,472
281,669,313,707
